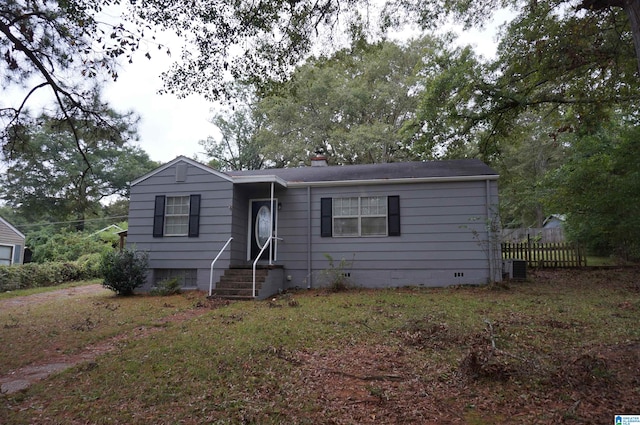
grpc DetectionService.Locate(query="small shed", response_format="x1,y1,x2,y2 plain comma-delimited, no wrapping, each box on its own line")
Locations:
543,214,566,229
0,216,25,266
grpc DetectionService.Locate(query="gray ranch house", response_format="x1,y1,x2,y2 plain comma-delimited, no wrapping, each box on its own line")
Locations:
127,155,501,299
0,216,25,266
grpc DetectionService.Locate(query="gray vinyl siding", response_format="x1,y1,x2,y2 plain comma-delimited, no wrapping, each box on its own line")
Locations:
0,218,25,265
275,179,500,289
127,162,234,289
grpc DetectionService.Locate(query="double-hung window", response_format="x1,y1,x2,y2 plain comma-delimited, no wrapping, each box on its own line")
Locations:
164,196,190,236
333,196,388,237
321,195,400,238
153,194,201,237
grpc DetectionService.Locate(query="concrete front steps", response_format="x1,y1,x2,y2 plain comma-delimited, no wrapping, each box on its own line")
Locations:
210,266,283,300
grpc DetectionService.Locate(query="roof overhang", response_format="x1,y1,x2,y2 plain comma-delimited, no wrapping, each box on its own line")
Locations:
231,175,289,188
0,216,25,239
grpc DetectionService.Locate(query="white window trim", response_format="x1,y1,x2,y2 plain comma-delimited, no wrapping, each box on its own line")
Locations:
164,195,190,236
332,196,388,237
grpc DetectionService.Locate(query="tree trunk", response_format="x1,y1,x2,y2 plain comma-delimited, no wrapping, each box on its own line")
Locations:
582,0,640,72
624,0,640,73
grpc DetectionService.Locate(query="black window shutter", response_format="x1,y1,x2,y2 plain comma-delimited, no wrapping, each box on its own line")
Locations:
388,196,401,236
320,198,332,237
188,194,201,237
153,195,166,237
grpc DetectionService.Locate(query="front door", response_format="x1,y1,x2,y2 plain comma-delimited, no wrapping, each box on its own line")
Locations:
249,199,277,261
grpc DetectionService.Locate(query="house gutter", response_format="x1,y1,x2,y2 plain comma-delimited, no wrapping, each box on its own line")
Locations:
306,186,312,289
286,174,498,188
486,179,496,283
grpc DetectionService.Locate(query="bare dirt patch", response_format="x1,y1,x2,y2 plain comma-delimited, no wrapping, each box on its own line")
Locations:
0,284,110,308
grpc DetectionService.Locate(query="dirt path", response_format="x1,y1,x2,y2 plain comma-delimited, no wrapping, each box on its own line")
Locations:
0,284,110,308
0,286,220,394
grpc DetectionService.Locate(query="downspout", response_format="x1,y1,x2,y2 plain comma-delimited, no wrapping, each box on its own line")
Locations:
485,179,495,282
270,181,274,265
307,185,312,289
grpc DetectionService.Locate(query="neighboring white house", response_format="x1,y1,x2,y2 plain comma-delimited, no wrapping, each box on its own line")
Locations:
126,156,501,298
0,216,25,266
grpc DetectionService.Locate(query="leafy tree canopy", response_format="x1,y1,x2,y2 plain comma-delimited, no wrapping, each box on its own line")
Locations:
0,96,158,230
252,37,447,167
410,2,639,162
4,0,639,157
545,112,640,260
1,0,151,159
199,86,266,171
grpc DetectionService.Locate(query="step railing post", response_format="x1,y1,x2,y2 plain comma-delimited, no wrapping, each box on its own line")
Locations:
209,237,233,296
253,237,272,298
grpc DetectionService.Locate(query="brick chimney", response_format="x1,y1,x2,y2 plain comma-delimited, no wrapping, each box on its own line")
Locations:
310,149,328,167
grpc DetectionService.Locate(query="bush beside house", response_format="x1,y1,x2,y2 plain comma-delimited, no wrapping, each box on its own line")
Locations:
0,253,103,292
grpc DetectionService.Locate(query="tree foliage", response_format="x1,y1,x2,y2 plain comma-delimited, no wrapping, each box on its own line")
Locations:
199,87,265,171
410,2,639,162
253,38,440,166
403,39,488,159
0,98,157,230
1,0,150,160
25,226,117,263
132,0,375,100
546,116,640,259
497,113,567,227
126,0,640,106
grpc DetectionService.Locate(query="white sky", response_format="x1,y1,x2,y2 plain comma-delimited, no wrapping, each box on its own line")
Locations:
101,30,218,164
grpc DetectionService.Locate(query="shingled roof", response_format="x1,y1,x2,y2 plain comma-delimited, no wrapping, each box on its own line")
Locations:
225,159,497,183
131,156,498,187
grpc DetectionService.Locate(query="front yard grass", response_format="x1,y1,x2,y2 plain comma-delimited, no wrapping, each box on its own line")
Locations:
1,268,639,424
0,282,198,375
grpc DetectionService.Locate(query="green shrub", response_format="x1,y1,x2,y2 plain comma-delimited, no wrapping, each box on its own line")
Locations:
151,277,182,296
27,228,114,263
0,260,94,292
77,253,103,280
321,254,355,292
100,249,149,296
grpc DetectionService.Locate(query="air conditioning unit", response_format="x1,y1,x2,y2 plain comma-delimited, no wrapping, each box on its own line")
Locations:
502,259,527,280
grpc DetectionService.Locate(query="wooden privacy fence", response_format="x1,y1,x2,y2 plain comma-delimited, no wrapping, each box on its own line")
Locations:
501,227,565,243
501,242,587,268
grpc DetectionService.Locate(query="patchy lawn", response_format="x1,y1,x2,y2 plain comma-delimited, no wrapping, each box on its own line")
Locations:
1,268,639,424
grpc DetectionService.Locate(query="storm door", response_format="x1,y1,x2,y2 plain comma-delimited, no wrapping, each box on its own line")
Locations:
249,199,277,262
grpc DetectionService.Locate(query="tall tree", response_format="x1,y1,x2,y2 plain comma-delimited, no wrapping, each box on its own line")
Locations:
384,0,640,69
130,0,640,104
1,0,149,160
0,101,158,230
200,87,265,171
497,113,567,228
410,3,639,162
253,37,442,166
545,113,640,259
403,40,488,159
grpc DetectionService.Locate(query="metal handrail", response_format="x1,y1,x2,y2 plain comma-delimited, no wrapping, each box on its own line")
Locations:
251,236,284,298
252,236,273,298
209,237,233,296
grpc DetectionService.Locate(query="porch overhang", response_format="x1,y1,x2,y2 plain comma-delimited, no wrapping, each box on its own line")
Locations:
231,175,288,188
